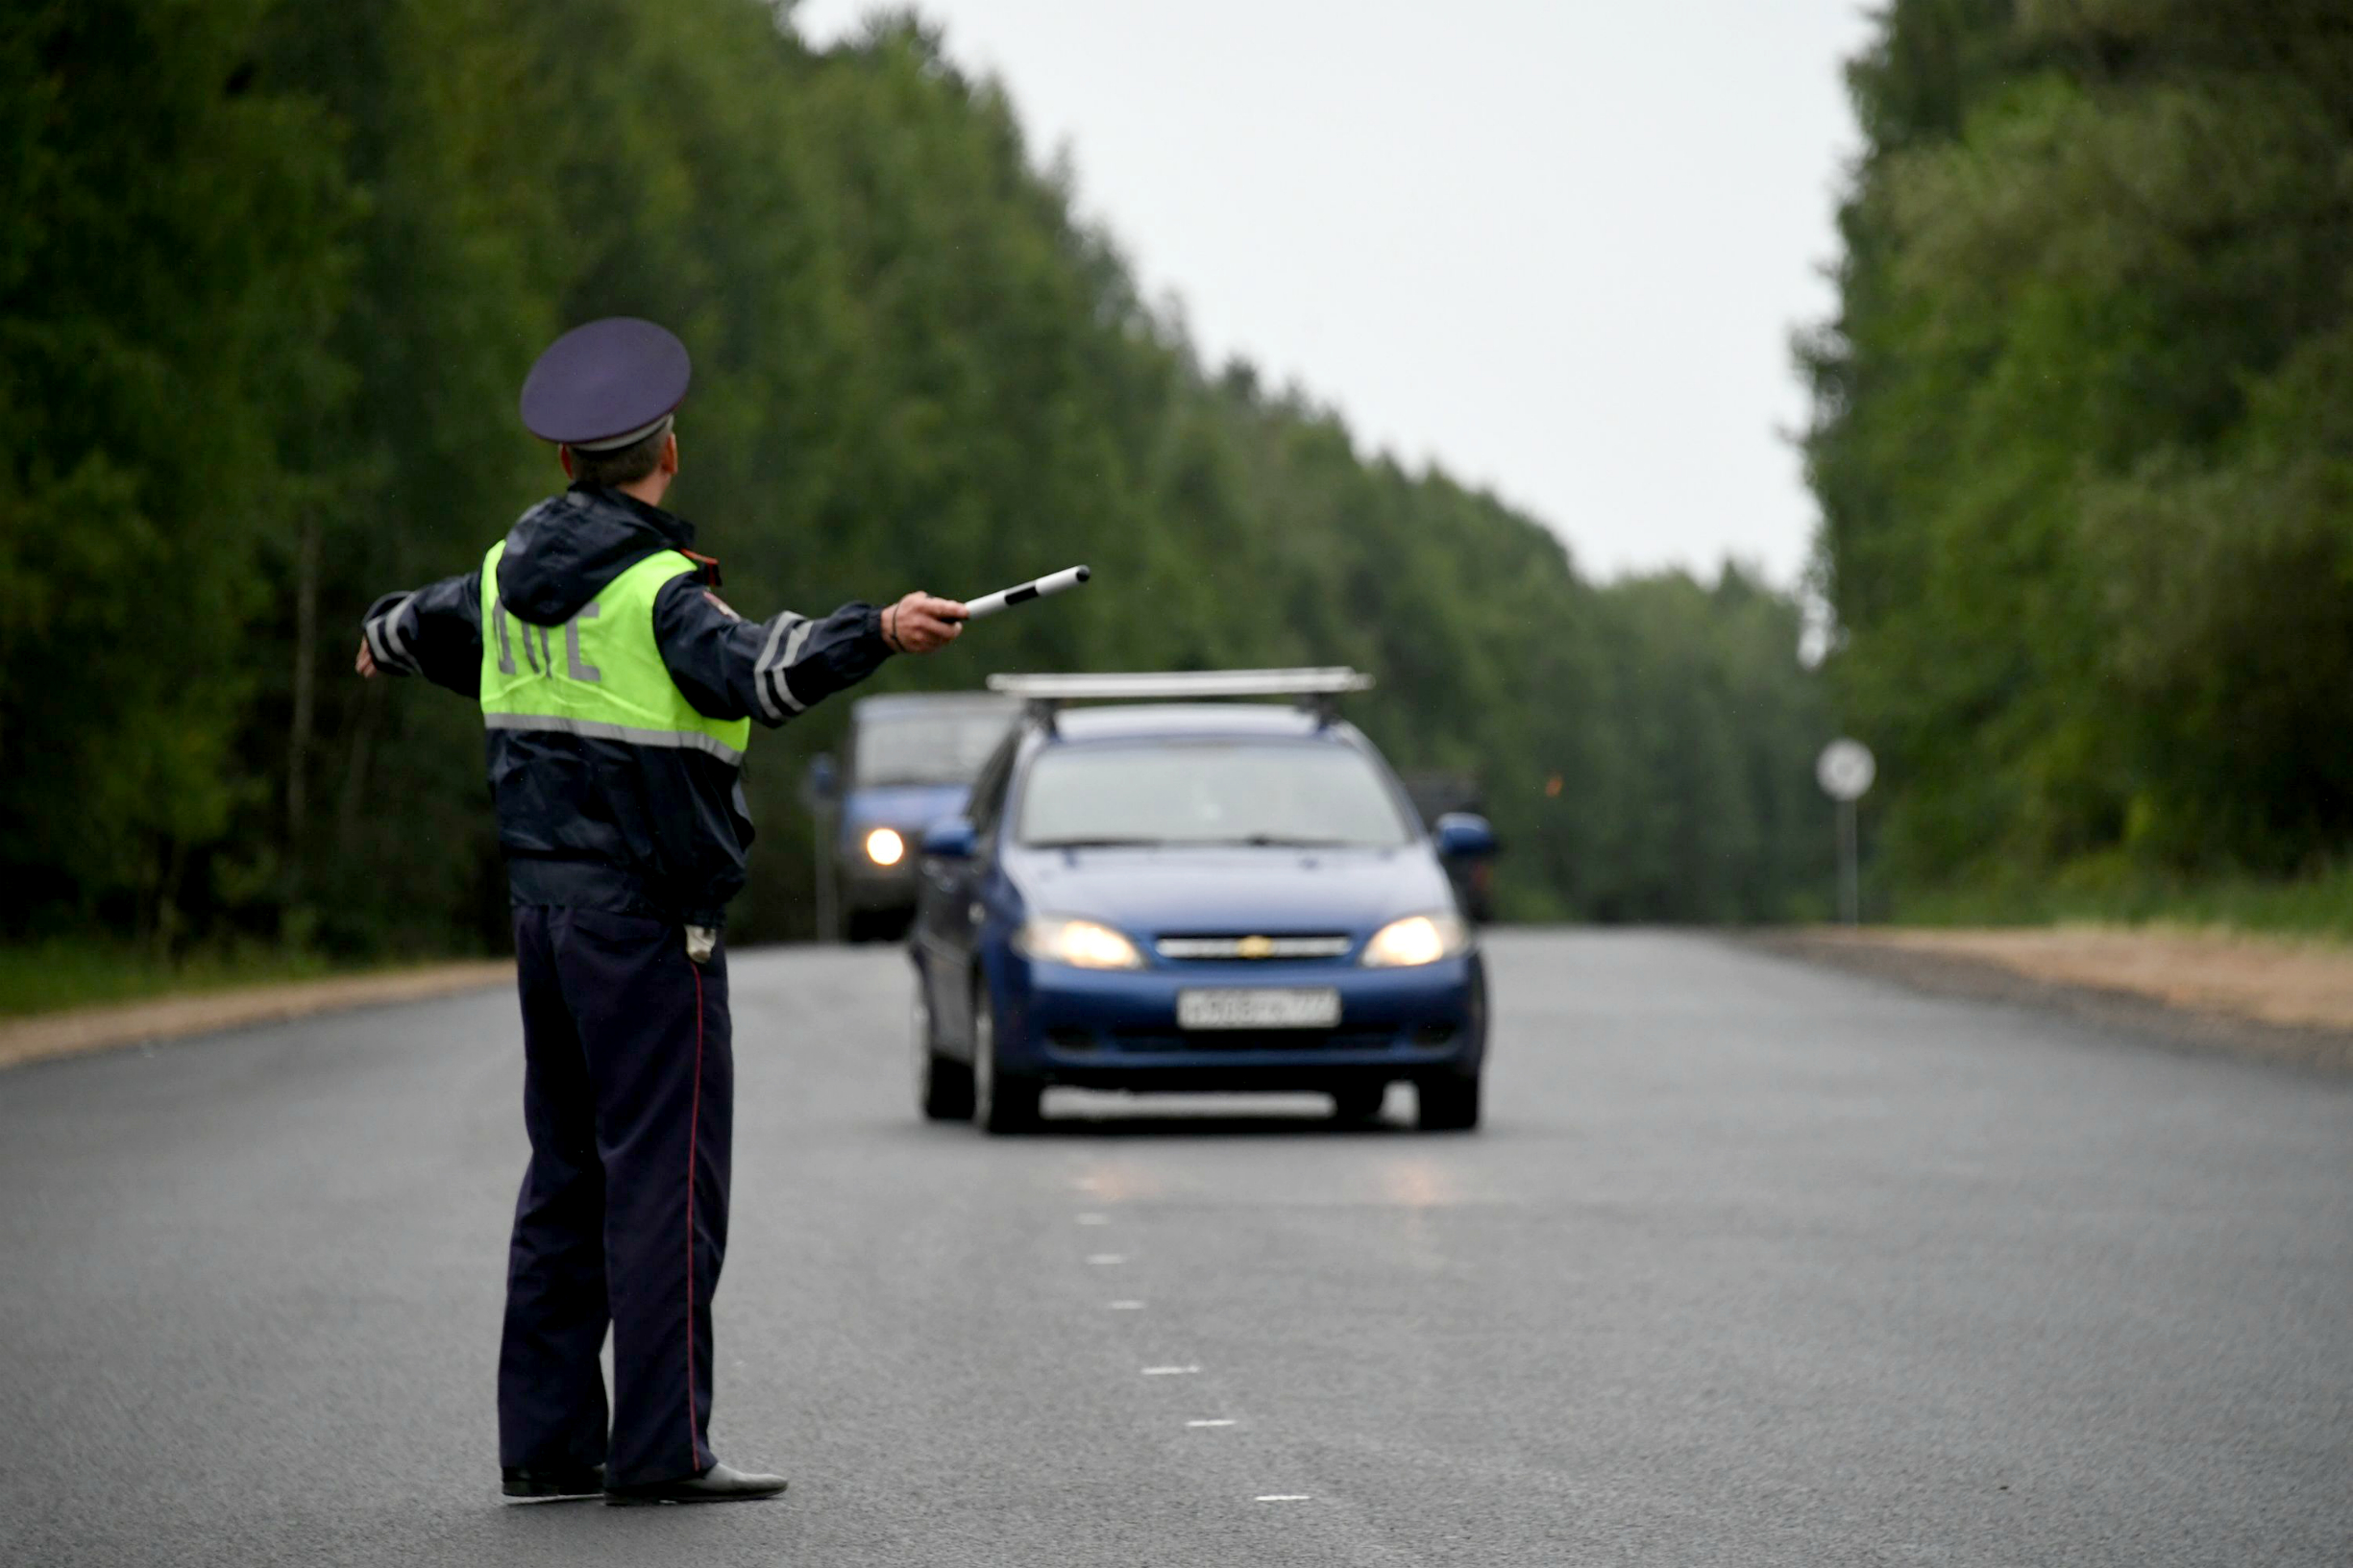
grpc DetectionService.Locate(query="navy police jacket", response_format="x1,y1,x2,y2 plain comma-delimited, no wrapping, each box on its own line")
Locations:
361,483,890,927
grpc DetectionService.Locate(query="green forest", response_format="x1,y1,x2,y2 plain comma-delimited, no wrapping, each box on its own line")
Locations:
0,0,1837,971
1804,0,2353,917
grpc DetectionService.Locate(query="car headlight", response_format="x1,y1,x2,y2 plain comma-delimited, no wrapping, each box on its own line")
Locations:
864,827,905,868
1016,915,1145,970
1360,913,1471,968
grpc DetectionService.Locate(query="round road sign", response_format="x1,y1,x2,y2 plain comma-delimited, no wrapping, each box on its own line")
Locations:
1817,739,1875,802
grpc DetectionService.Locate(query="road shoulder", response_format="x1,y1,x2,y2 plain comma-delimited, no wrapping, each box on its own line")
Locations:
1748,927,2353,1074
0,963,515,1072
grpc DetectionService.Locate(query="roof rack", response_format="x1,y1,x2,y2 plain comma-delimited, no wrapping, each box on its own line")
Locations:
987,668,1371,701
986,668,1374,727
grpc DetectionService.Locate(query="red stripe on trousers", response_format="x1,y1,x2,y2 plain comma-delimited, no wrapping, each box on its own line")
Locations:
686,958,705,1474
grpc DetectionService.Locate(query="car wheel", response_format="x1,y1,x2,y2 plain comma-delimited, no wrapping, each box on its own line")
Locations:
913,980,972,1122
970,976,1042,1135
1329,1083,1387,1124
1416,1071,1482,1133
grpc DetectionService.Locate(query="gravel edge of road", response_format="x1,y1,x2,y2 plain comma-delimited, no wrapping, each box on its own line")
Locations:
0,962,517,1072
1742,929,2353,1075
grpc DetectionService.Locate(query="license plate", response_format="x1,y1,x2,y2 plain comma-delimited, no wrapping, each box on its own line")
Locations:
1176,988,1341,1031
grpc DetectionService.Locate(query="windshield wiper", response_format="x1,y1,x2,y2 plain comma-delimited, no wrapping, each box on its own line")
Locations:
1026,834,1368,849
1233,835,1360,848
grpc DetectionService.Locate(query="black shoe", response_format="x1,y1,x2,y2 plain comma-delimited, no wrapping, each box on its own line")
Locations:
605,1461,790,1507
502,1462,606,1500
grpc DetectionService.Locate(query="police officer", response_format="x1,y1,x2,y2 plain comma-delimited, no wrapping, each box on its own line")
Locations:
355,318,965,1506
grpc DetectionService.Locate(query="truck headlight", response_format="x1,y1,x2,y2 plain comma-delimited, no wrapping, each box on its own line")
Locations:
1016,915,1145,970
1360,913,1470,968
864,827,905,867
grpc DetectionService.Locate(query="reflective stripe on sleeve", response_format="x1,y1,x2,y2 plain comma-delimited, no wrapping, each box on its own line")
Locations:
767,619,815,715
482,710,745,764
751,612,810,721
366,595,423,674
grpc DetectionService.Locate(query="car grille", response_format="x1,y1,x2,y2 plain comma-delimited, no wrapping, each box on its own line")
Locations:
1152,933,1354,962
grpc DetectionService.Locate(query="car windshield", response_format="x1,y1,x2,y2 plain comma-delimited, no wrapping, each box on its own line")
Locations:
854,708,1016,788
1017,740,1415,849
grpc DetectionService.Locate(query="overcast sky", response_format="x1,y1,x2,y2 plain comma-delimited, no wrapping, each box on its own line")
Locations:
795,1,1876,584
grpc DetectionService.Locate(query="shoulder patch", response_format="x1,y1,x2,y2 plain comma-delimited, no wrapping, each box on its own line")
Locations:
702,590,741,621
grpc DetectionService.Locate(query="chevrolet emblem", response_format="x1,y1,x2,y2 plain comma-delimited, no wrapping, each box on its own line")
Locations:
1237,935,1275,960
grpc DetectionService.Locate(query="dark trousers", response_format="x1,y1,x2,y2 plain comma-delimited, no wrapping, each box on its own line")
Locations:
497,906,732,1488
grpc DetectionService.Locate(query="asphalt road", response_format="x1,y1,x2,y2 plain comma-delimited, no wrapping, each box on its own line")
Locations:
3,930,2348,1567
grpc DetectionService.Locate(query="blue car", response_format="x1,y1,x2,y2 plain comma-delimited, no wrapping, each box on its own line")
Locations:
907,670,1498,1134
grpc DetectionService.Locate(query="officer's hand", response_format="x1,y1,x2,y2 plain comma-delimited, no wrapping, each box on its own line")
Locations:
884,593,966,654
355,639,380,679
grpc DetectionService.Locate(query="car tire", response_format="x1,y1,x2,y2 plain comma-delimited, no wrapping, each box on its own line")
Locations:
913,981,972,1122
1329,1083,1387,1124
1416,1071,1482,1132
970,977,1042,1135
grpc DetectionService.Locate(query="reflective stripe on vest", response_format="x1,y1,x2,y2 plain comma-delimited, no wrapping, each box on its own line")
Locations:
478,542,752,764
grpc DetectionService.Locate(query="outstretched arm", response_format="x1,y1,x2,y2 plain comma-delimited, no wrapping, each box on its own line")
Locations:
652,578,965,726
355,571,484,696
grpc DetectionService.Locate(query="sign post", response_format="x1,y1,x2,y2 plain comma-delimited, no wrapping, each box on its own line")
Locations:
1815,739,1875,926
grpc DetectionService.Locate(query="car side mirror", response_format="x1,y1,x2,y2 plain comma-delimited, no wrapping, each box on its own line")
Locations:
802,752,840,808
922,817,978,861
1434,813,1497,860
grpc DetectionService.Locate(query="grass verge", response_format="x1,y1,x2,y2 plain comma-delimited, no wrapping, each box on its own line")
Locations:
0,941,453,1020
1890,861,2353,944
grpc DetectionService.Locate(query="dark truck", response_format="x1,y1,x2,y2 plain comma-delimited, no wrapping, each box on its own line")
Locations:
1397,770,1496,923
812,692,1019,942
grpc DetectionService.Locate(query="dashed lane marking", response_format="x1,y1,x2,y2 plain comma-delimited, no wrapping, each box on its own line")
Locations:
1087,1254,1126,1265
1141,1365,1200,1376
1108,1300,1146,1310
1256,1495,1311,1503
1187,1419,1237,1428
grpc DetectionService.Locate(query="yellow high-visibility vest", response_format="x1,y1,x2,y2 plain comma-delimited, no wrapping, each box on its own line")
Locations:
477,542,751,763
